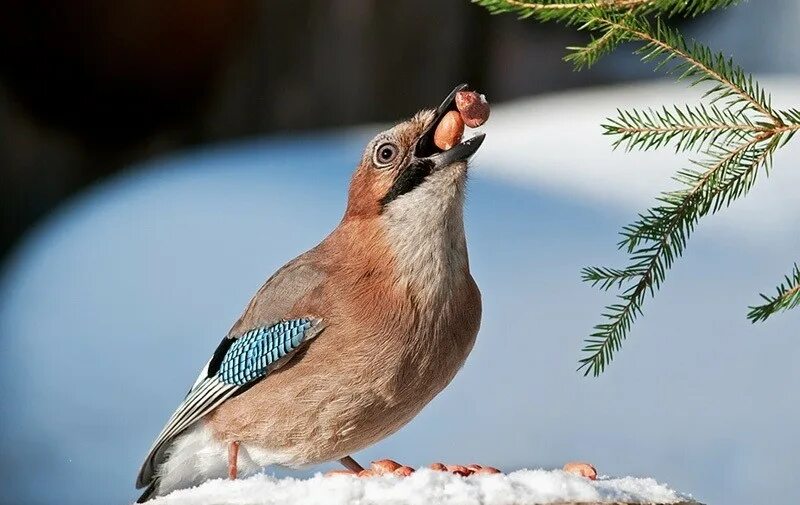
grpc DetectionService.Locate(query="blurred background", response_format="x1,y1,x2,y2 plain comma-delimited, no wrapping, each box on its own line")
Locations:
1,1,798,504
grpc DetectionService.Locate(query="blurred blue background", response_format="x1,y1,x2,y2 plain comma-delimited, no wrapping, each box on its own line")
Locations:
1,1,799,505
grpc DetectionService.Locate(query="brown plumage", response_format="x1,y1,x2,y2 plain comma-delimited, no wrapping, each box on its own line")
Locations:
137,86,486,500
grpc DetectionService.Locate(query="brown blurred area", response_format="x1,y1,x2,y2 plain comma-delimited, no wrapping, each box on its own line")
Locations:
0,0,622,261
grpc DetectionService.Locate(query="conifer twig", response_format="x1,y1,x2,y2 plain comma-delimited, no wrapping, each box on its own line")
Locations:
748,264,800,323
491,0,649,11
475,0,800,376
579,133,777,375
474,0,740,21
595,17,779,122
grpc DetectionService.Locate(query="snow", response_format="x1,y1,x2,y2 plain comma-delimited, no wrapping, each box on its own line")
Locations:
148,469,692,505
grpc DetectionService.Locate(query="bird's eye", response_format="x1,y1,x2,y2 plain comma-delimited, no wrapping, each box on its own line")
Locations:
373,142,399,167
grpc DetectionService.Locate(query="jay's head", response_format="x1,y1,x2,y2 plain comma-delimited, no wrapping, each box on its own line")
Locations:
344,85,485,221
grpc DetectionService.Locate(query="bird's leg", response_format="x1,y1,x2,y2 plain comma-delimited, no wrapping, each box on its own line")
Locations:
339,455,364,473
228,441,240,480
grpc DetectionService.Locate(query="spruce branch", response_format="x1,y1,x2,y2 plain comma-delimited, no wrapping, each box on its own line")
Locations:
603,104,758,152
584,16,779,122
474,0,800,375
565,17,631,68
575,18,799,374
579,133,777,376
748,264,800,323
474,0,650,23
473,0,740,23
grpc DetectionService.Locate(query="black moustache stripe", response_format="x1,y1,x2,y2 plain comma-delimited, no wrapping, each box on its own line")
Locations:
379,159,434,208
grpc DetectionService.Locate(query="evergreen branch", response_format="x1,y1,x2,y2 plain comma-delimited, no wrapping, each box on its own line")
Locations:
565,19,630,68
748,264,800,323
473,0,800,375
579,133,776,376
473,0,739,20
473,0,649,23
582,266,647,290
592,17,779,122
603,104,759,152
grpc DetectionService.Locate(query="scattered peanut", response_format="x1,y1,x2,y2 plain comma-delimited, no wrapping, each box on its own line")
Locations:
342,459,500,478
433,110,464,150
446,464,472,476
371,459,401,474
563,461,597,480
393,465,415,477
455,90,490,128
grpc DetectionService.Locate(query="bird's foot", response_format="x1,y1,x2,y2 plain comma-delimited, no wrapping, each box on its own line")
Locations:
325,459,415,477
324,459,501,477
562,461,597,480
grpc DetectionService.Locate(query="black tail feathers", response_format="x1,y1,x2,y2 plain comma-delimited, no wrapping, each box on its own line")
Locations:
136,479,160,503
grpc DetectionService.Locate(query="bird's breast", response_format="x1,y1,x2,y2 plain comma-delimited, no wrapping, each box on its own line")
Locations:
208,215,481,465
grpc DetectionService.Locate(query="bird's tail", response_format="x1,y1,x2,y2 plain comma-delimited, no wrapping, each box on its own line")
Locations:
136,479,160,503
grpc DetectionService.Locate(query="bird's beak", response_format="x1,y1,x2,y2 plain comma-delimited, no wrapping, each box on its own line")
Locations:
414,84,486,169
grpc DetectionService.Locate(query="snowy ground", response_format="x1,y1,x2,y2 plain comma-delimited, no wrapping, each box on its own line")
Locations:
148,469,693,505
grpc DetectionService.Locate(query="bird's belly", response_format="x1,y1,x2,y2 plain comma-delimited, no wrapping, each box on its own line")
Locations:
157,422,290,494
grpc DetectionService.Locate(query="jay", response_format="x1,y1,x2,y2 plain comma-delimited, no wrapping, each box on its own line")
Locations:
135,85,593,501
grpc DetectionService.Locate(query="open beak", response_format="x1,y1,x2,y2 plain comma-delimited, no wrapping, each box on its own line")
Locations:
414,84,486,168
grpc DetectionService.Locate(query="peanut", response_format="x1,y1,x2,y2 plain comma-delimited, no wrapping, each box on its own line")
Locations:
563,461,597,480
455,90,490,128
446,464,472,476
370,459,401,474
433,110,464,150
393,466,415,477
473,466,501,475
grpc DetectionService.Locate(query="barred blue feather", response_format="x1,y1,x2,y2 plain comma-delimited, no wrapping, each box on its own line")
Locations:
218,319,313,385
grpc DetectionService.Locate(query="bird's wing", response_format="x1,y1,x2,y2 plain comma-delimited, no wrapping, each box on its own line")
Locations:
137,317,324,488
137,253,329,489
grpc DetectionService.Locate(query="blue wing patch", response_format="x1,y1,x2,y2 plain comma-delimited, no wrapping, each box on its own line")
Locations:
217,318,314,386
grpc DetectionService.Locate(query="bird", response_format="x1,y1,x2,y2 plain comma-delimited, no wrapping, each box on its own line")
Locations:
135,84,486,502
